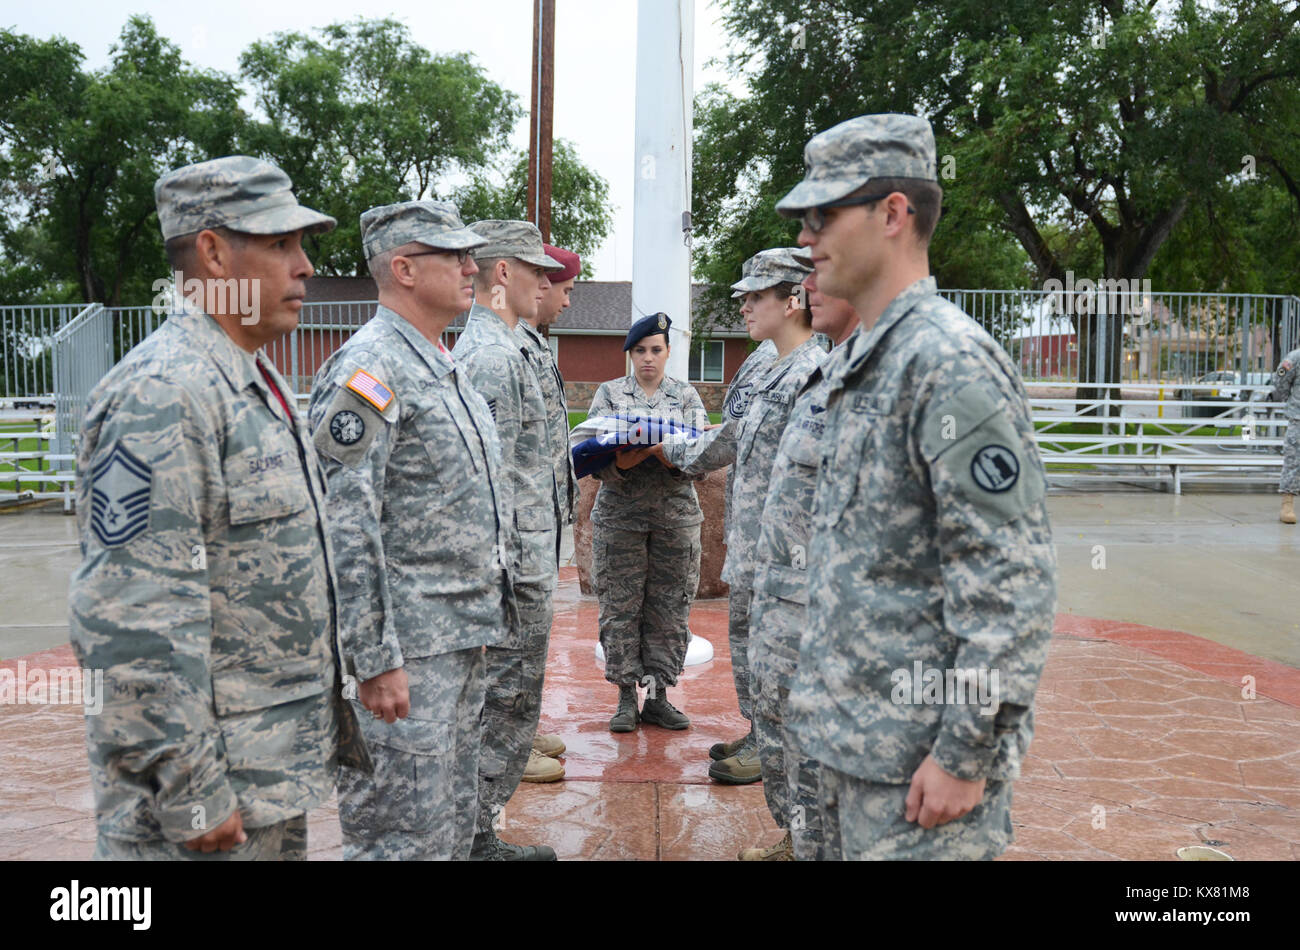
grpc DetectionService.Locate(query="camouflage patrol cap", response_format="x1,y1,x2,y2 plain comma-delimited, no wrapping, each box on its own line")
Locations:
730,257,754,298
791,248,813,267
776,113,937,216
731,247,813,294
154,155,335,241
469,220,564,270
360,200,485,260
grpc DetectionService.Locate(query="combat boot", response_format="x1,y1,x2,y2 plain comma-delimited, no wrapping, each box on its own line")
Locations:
469,830,557,862
532,733,567,758
708,737,761,784
521,748,565,783
709,729,752,761
1283,494,1297,524
609,685,640,732
739,830,794,861
641,680,690,730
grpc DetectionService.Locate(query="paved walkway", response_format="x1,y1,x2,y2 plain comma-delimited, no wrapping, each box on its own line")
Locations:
2,491,1298,860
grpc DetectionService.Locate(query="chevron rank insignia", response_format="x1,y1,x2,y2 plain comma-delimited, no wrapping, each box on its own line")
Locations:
89,443,152,547
345,369,394,412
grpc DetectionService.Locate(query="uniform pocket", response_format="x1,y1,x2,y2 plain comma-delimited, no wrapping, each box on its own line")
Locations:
339,716,453,833
227,474,310,524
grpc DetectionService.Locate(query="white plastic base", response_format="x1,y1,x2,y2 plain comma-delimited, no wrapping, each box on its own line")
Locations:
594,631,714,667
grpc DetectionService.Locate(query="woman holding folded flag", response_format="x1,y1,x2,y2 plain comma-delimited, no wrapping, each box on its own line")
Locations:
584,312,709,733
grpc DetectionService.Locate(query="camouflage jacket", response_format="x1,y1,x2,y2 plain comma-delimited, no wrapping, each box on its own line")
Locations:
1270,348,1300,420
453,304,557,587
661,339,777,535
587,375,710,530
788,278,1057,785
750,333,859,635
517,319,577,526
308,306,514,681
721,337,826,588
68,305,369,843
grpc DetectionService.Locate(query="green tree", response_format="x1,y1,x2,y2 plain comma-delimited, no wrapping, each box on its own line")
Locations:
0,16,246,306
451,138,614,277
698,0,1300,398
239,17,522,277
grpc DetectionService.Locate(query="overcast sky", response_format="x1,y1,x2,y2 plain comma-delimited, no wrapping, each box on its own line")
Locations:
9,1,748,280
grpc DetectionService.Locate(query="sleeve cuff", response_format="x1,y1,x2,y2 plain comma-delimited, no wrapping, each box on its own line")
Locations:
930,722,998,782
158,783,239,843
351,640,404,683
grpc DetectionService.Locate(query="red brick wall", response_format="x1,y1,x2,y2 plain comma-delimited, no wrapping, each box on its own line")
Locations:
556,335,627,383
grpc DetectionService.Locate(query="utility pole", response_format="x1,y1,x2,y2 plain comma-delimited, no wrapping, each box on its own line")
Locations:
526,0,555,243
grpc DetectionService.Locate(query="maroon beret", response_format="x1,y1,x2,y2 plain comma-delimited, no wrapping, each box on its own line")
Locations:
543,244,581,282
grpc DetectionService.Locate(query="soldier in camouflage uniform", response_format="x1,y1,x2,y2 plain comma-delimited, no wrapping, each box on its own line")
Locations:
1269,348,1300,523
744,265,859,861
68,156,370,861
452,220,564,861
589,313,709,732
514,243,582,779
309,201,514,860
778,114,1057,860
658,248,822,788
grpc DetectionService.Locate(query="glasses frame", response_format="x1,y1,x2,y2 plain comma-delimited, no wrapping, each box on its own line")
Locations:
802,192,916,234
401,247,474,265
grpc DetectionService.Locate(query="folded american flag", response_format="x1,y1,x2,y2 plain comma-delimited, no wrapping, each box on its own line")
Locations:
570,413,703,479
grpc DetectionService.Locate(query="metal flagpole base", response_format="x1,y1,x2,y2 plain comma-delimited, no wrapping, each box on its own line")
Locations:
595,629,714,666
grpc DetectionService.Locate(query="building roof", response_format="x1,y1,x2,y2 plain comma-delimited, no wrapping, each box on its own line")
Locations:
304,276,749,337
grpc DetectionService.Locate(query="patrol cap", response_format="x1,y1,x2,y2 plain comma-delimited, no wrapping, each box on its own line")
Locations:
469,220,564,270
775,113,937,216
543,244,582,282
154,155,336,241
731,247,813,294
791,248,813,267
730,257,754,298
360,200,485,260
624,312,671,351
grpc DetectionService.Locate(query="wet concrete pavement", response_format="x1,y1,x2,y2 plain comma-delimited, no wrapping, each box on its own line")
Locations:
2,490,1298,860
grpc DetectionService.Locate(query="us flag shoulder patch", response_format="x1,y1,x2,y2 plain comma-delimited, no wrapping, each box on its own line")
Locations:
346,369,394,412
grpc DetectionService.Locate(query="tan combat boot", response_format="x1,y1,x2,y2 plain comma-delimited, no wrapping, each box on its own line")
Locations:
521,749,565,783
1283,494,1297,524
739,830,794,861
532,733,567,758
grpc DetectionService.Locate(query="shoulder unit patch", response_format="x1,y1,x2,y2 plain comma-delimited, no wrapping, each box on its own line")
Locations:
89,443,152,547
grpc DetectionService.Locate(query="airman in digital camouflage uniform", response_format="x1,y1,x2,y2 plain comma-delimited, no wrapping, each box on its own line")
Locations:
743,264,859,861
514,243,582,780
309,201,514,860
452,220,564,860
588,313,709,733
1269,347,1300,523
657,248,822,789
779,115,1057,860
68,155,370,861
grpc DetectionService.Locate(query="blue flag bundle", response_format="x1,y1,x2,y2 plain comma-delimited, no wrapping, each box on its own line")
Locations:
569,413,703,479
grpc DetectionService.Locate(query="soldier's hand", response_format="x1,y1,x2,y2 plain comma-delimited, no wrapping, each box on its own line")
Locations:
615,446,654,469
360,667,410,723
904,754,986,829
184,810,246,853
647,444,676,469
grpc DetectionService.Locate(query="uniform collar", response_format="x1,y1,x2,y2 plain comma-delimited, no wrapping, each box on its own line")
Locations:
833,277,937,381
374,304,454,380
517,319,545,348
464,302,523,350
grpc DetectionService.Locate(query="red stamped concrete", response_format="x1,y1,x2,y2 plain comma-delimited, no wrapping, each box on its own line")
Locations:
2,567,1297,860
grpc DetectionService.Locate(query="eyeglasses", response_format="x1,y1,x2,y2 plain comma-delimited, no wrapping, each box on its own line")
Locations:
402,248,474,265
801,193,915,234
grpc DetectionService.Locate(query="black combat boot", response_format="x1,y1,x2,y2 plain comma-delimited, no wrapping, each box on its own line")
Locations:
640,677,690,730
609,684,640,732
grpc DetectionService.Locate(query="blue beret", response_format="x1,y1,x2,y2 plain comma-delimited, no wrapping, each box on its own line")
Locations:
624,312,672,351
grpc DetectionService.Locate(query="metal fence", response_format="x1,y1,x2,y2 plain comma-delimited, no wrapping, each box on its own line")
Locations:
0,304,83,400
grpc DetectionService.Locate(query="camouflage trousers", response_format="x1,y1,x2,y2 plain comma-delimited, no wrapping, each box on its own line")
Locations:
339,648,486,860
818,766,1013,860
92,814,307,861
748,590,829,861
477,576,554,834
728,585,754,721
593,520,701,687
1280,424,1300,493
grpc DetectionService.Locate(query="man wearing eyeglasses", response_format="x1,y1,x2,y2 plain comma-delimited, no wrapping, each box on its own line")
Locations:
453,220,566,860
779,114,1057,860
309,200,515,860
